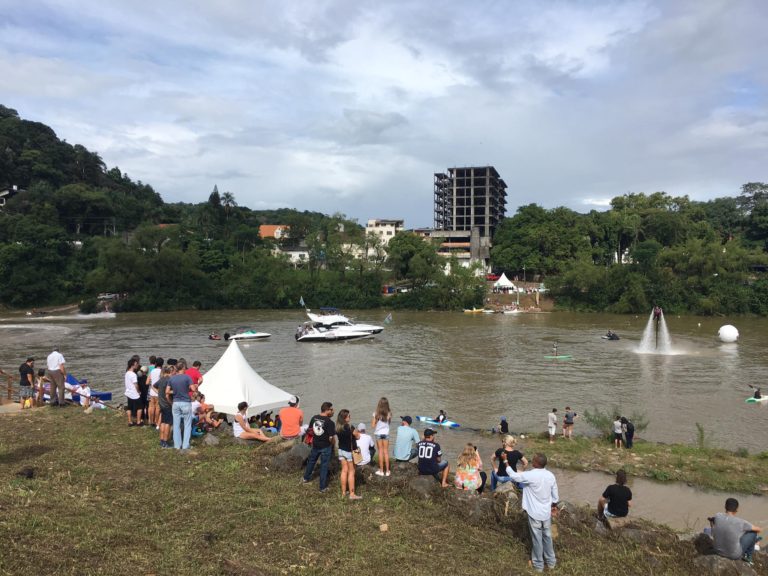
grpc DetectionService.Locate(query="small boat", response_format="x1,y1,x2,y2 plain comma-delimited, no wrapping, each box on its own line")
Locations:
208,332,222,341
306,308,384,334
463,307,483,314
224,330,271,341
295,321,372,342
602,331,620,341
746,396,768,404
503,308,521,315
415,415,460,428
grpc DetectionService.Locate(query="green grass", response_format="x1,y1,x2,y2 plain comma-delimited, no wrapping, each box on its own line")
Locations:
516,433,768,493
0,408,760,575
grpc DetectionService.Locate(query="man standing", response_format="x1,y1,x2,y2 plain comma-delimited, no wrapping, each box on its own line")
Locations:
621,417,635,449
156,365,175,448
503,452,559,572
278,395,304,440
562,407,577,439
547,408,558,444
167,359,194,451
302,402,336,493
46,346,66,407
710,497,762,565
18,357,34,409
416,428,450,487
394,415,420,462
186,360,204,397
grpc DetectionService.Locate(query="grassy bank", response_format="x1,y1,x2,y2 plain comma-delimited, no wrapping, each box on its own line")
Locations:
0,408,752,576
510,434,768,494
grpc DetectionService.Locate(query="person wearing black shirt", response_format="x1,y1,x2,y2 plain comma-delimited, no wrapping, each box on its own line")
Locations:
598,469,632,519
18,357,35,409
621,417,635,449
302,402,336,493
417,428,450,487
491,435,528,490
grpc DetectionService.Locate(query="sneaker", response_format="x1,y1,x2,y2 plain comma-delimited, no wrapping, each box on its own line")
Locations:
375,470,385,476
319,488,328,493
301,478,311,484
385,471,391,477
742,554,753,566
349,494,363,500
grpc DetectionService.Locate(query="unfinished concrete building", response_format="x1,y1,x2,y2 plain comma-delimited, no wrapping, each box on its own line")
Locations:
433,166,507,239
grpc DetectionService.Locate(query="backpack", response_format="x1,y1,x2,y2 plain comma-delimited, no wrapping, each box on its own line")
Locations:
303,427,314,446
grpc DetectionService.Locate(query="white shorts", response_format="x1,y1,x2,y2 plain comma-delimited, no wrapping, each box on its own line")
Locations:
548,425,556,436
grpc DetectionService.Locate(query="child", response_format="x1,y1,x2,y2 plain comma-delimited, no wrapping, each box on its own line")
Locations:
337,409,362,500
35,369,50,407
372,397,392,477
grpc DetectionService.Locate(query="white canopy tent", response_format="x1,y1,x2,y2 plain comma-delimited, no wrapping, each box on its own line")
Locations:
198,340,294,417
494,273,516,290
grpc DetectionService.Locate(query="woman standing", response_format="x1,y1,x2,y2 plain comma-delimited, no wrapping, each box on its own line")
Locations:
372,397,392,477
124,358,141,426
336,409,362,500
455,443,487,494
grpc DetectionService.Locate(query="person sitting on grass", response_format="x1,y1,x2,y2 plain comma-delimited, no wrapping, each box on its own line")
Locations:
454,443,487,494
232,401,271,442
597,469,632,520
708,497,762,566
417,428,450,488
353,423,375,467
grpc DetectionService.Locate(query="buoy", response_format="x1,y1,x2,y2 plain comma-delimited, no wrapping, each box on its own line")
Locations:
718,325,739,343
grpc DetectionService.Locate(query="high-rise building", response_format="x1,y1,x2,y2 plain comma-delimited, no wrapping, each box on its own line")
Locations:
433,166,507,238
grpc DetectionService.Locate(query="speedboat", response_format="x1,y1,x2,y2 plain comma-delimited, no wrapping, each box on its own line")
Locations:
295,321,372,342
224,329,271,341
305,308,384,334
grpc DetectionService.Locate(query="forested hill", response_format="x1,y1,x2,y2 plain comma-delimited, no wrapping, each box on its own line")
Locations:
0,105,386,310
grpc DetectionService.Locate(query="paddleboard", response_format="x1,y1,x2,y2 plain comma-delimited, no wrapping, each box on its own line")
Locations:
746,396,768,403
544,355,572,360
415,416,460,428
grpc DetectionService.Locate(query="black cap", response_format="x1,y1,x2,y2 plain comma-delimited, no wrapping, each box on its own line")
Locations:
400,415,412,425
424,428,437,437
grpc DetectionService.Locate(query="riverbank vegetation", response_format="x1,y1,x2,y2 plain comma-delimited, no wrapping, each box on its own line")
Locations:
0,408,737,576
2,103,768,315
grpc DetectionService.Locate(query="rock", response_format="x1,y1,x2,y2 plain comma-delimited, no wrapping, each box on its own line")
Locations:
408,475,441,500
620,528,665,547
693,532,715,555
604,516,632,530
692,554,758,575
272,443,311,472
448,489,496,524
379,523,388,532
202,434,220,446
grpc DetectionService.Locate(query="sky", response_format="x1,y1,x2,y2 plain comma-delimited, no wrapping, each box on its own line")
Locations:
1,0,767,228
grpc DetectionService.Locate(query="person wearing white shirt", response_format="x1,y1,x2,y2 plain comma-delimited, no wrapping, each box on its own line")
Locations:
353,423,375,467
46,346,66,406
503,452,559,572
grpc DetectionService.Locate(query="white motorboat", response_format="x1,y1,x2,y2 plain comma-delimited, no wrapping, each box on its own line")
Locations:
224,329,271,341
295,321,372,342
305,307,384,334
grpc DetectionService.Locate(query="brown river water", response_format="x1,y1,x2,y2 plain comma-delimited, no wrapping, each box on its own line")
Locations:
1,308,767,530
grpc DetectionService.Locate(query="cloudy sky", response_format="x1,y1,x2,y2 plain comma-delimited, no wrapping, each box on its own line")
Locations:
2,0,766,227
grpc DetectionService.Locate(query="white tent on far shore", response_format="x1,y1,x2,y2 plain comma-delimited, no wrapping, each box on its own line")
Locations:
494,273,516,290
198,340,294,417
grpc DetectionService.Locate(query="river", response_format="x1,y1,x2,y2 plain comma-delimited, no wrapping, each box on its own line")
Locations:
1,308,767,529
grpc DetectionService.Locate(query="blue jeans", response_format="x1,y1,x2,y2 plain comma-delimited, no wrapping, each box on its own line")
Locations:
303,445,332,490
172,402,193,450
741,531,759,561
491,470,514,491
527,514,556,571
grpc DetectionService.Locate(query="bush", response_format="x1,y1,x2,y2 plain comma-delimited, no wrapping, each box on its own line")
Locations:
582,405,648,440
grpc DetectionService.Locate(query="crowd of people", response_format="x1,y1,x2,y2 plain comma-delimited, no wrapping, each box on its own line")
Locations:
5,354,762,571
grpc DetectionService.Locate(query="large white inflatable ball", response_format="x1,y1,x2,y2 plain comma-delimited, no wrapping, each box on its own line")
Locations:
718,325,739,343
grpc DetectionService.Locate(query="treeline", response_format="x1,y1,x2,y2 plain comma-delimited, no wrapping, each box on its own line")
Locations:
491,190,768,315
0,105,483,312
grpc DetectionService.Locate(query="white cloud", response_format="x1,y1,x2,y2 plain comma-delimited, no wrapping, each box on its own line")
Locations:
1,0,767,227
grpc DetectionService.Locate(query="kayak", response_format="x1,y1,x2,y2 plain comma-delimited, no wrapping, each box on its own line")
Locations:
544,355,572,360
745,396,768,403
416,416,460,428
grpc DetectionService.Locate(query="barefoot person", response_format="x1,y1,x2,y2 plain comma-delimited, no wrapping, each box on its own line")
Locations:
336,409,361,500
417,428,450,488
372,397,392,477
547,408,558,444
232,402,271,442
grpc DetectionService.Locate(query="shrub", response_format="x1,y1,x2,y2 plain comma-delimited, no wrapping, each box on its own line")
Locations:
582,405,648,440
